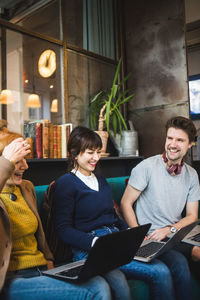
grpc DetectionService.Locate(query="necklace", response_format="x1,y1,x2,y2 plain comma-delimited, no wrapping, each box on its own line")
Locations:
1,186,17,201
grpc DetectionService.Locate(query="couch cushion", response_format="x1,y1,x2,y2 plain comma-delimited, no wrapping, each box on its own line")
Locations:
106,176,129,205
35,185,48,217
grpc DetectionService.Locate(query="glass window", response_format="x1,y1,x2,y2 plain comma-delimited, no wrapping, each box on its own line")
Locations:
67,49,116,127
0,29,63,134
83,0,116,59
64,0,83,48
64,0,117,59
16,0,61,40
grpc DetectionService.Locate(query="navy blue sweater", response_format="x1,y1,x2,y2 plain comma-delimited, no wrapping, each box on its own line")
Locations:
53,173,128,251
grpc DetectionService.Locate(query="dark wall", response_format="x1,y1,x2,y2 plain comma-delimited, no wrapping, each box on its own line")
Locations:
123,0,190,158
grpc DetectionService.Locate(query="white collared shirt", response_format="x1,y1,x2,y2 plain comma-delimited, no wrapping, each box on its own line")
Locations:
71,169,99,191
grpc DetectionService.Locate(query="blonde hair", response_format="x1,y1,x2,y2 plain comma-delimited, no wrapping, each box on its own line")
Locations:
0,120,22,156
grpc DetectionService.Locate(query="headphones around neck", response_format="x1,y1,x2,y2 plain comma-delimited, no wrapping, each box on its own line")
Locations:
162,152,183,175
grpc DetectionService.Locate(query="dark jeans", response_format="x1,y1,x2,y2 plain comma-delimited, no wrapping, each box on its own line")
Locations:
1,266,47,300
6,266,47,279
73,226,192,300
175,242,200,282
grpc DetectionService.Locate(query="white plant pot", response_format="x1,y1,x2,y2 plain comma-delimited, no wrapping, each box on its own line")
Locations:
110,130,139,156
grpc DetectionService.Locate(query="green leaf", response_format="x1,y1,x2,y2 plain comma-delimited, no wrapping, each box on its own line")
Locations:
112,113,117,136
105,100,111,133
88,57,136,135
119,73,131,87
114,110,123,136
118,93,135,106
90,91,105,104
111,84,118,99
112,58,122,87
115,107,128,130
115,89,131,107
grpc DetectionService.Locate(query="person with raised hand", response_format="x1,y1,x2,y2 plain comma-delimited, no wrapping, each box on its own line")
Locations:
0,124,117,300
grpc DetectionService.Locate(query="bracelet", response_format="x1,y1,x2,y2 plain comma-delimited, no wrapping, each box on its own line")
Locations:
2,154,16,167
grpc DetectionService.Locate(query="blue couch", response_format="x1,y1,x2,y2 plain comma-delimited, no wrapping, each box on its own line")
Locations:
35,176,200,300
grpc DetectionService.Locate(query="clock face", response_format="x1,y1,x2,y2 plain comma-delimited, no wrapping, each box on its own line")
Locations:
38,49,56,78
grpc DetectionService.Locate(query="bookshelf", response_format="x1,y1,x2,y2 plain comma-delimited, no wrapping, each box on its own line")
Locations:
24,156,144,186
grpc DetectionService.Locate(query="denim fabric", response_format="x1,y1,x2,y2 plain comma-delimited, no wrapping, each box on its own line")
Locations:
6,266,47,279
5,275,113,300
73,226,192,300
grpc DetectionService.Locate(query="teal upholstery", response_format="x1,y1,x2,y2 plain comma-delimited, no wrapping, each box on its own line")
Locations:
35,176,200,300
35,185,48,212
106,176,128,205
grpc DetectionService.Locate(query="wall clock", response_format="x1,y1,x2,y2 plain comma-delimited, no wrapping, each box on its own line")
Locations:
38,49,56,78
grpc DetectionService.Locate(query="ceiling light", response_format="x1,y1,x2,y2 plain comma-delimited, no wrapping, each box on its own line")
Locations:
50,98,58,112
27,94,41,108
0,89,14,104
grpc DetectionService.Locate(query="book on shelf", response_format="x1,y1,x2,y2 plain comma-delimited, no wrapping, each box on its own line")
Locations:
27,122,37,157
42,120,49,159
57,125,62,158
24,120,30,138
23,120,72,159
49,123,54,158
35,122,43,159
53,124,58,159
60,123,73,158
25,137,34,159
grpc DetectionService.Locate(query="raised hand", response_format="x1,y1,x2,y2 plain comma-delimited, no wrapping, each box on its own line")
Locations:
2,137,31,164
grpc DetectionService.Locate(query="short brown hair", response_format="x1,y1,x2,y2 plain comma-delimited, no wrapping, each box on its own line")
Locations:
67,126,102,171
165,116,196,143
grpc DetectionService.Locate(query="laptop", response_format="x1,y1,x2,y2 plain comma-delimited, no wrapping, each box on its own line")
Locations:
134,221,198,263
182,220,200,246
42,223,151,283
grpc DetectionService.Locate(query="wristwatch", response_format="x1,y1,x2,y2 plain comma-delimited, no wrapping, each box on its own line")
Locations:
167,225,177,233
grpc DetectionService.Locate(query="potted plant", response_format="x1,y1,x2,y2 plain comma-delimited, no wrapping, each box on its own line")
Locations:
89,58,138,156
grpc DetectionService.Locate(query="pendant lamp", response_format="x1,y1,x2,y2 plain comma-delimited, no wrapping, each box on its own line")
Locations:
27,93,41,108
0,89,14,104
50,98,58,112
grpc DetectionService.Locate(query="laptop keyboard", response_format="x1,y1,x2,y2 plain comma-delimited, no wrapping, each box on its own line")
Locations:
190,233,200,242
56,265,84,278
135,241,164,258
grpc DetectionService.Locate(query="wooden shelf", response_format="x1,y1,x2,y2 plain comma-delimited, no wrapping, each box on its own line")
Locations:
24,156,143,186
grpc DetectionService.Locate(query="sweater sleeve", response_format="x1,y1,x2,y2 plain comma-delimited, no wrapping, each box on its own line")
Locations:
53,176,94,252
114,210,129,230
0,156,15,192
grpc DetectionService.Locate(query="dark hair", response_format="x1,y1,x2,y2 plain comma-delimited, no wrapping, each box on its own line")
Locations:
67,126,102,171
165,116,196,143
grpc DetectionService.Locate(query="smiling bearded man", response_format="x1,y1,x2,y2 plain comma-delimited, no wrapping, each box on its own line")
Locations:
121,116,200,262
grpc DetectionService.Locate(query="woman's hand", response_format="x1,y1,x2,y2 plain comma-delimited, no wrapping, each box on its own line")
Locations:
2,138,31,164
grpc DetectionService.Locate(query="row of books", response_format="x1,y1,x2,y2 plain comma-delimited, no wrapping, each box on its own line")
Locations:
24,120,72,159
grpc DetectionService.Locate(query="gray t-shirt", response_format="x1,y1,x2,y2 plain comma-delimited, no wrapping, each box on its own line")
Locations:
128,155,200,232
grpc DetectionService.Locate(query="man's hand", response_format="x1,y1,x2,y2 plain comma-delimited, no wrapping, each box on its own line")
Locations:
147,227,171,241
